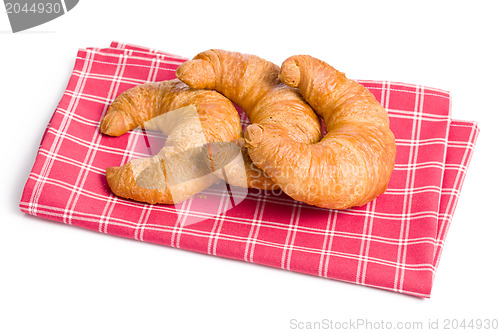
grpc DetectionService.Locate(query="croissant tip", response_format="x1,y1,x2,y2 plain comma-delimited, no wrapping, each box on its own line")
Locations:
244,124,264,147
279,58,301,88
176,58,216,90
106,166,120,180
100,110,131,136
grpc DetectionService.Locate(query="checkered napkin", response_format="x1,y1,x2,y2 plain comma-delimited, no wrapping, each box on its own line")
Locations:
19,42,479,297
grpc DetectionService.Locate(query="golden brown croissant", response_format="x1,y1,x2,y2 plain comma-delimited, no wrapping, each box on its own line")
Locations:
177,51,396,209
175,50,322,188
105,105,218,204
276,55,396,208
101,79,275,204
101,79,238,139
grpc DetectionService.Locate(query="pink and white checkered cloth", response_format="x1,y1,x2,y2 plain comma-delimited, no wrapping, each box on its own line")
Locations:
19,42,479,297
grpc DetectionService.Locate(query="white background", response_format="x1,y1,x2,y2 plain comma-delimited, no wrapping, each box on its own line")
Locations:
1,1,499,332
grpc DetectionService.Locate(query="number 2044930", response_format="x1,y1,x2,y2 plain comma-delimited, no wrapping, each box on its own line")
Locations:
5,2,62,14
442,318,498,330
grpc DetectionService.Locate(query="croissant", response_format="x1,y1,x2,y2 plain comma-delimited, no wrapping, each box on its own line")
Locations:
101,79,275,204
175,50,322,187
177,51,396,209
275,55,396,208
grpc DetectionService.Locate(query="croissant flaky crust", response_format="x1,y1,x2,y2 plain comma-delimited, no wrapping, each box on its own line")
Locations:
101,79,275,204
175,50,322,188
276,55,396,208
177,51,396,209
103,51,396,210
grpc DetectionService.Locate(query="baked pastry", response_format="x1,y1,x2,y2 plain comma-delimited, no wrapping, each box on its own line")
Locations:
101,79,275,204
177,51,396,209
176,50,321,189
